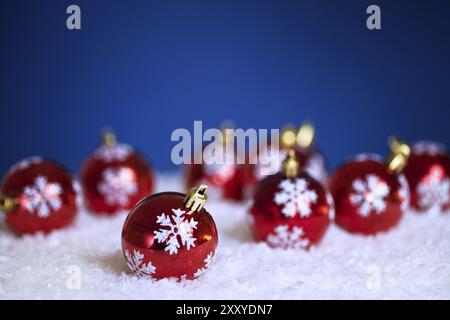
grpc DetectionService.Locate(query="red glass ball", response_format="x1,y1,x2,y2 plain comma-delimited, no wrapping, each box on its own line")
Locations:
248,172,332,250
403,141,450,213
252,145,328,185
122,192,218,280
184,149,253,201
1,157,78,235
328,154,409,235
80,143,154,215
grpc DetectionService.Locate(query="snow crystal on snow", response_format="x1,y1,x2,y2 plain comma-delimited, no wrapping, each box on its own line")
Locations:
0,173,449,299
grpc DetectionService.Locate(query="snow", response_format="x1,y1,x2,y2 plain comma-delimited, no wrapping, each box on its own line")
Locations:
0,173,449,300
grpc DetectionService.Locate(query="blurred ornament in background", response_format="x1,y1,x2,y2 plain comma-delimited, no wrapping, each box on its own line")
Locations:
122,184,218,280
184,121,253,201
248,149,333,250
80,129,154,215
0,157,79,235
329,137,411,235
251,122,328,186
402,141,450,214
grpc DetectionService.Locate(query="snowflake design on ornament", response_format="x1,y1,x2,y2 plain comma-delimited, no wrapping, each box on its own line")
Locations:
350,174,390,217
72,179,83,207
413,141,446,156
398,175,410,211
274,178,318,218
154,208,198,255
22,176,63,218
193,252,215,278
124,249,156,279
417,165,450,210
9,156,43,173
98,167,138,206
266,225,310,249
94,143,132,162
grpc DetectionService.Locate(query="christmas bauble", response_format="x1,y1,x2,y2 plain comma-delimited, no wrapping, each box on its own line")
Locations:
248,150,333,250
402,141,450,213
122,185,218,280
184,129,253,201
0,157,79,235
80,131,154,215
329,139,411,235
252,123,328,185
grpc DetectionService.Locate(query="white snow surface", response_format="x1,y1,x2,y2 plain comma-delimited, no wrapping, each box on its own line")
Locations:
0,173,449,300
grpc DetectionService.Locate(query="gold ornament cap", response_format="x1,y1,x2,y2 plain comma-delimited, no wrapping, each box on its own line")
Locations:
297,122,315,149
282,149,300,178
386,137,411,174
101,128,117,146
280,126,297,149
0,195,17,213
184,184,208,215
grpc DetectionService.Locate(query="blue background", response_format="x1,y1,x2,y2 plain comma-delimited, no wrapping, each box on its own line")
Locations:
1,0,449,175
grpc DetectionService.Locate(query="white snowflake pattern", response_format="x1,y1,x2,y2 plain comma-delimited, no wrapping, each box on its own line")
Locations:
154,208,198,255
9,156,43,174
274,178,318,218
193,252,215,278
22,176,63,218
413,141,446,156
350,174,390,217
326,191,335,221
347,153,384,164
72,179,83,207
266,225,310,249
417,165,450,210
94,143,132,162
124,249,156,279
398,174,410,211
97,167,138,206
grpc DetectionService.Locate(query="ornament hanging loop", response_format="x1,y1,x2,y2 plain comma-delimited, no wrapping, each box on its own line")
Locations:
101,128,117,146
0,195,16,213
282,149,300,178
184,184,208,215
297,122,315,149
386,136,410,174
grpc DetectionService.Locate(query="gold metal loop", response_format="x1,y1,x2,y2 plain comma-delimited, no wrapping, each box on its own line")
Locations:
184,184,208,215
281,149,300,178
101,128,117,146
386,136,411,174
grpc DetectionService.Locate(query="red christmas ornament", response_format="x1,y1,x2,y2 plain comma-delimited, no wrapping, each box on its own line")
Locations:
184,129,253,201
252,123,327,185
80,131,154,215
328,138,411,235
248,150,333,250
121,185,218,280
402,141,450,213
0,157,79,235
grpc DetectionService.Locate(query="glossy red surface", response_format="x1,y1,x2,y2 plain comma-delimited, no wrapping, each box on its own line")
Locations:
80,144,154,215
248,172,331,250
403,142,450,213
184,150,254,201
329,158,408,235
122,192,218,280
1,158,78,235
